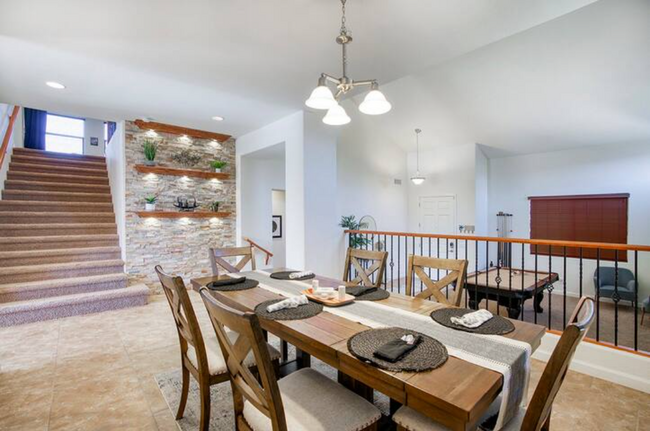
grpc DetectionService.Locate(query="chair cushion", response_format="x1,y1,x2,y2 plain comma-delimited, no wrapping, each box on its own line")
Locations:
186,333,280,376
243,368,381,431
393,397,525,431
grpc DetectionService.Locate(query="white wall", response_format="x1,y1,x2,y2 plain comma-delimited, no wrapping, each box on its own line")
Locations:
237,112,305,269
240,154,285,268
105,121,126,260
272,190,286,267
83,118,105,156
488,140,650,300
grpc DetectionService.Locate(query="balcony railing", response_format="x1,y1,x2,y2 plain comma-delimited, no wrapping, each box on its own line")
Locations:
345,229,650,355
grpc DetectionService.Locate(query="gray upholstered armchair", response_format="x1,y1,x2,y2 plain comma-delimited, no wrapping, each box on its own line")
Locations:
593,267,637,304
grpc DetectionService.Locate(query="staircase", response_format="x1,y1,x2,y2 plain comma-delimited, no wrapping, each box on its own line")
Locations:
0,147,149,326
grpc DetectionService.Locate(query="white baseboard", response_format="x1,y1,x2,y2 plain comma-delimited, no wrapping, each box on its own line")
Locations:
532,332,650,394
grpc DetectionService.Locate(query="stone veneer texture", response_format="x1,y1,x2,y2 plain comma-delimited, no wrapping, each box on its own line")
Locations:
125,121,236,292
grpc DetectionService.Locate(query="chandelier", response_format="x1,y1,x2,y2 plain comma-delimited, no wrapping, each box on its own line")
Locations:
305,0,392,125
410,129,425,185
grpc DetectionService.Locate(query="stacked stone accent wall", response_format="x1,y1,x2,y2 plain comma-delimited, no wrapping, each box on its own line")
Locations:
125,121,236,291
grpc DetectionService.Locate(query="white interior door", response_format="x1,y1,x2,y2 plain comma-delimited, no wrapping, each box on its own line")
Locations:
419,196,456,234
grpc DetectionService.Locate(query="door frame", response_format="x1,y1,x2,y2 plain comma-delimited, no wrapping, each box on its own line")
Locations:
418,194,457,234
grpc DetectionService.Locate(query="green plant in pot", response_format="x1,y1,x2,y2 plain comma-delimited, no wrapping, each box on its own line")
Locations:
339,215,371,248
144,195,158,211
143,140,158,166
210,201,221,212
210,160,227,173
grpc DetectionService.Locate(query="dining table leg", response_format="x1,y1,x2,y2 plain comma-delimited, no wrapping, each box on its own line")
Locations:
296,348,311,369
337,371,374,402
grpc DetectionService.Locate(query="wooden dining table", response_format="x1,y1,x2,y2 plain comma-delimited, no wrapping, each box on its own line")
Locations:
191,269,546,431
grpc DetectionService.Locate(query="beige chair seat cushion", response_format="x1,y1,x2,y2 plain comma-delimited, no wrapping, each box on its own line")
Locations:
393,397,525,431
243,368,381,431
187,333,280,376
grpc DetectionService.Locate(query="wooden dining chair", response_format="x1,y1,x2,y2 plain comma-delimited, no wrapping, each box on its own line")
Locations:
392,296,596,431
209,245,256,277
199,287,382,431
343,247,388,288
155,265,280,431
405,255,468,306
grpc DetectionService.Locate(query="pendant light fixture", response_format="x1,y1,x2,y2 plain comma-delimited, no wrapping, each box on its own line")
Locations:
410,129,425,185
305,0,391,125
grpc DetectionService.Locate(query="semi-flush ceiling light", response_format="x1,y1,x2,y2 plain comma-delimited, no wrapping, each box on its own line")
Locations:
46,81,66,89
410,129,425,185
211,116,224,121
305,0,391,125
323,104,351,126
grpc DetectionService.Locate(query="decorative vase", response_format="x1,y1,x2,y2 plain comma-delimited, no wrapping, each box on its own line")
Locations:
214,168,222,173
145,203,156,211
144,160,156,166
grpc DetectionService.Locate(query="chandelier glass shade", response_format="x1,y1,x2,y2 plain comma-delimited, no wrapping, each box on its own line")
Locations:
410,128,425,185
305,0,391,125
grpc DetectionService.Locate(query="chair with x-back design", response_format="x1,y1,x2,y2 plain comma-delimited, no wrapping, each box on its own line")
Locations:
405,255,468,306
209,246,256,277
343,248,388,288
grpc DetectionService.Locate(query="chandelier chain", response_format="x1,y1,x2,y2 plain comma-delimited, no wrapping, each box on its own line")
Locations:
340,0,347,34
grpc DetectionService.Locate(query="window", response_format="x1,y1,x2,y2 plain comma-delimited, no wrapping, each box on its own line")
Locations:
45,114,85,154
529,194,629,261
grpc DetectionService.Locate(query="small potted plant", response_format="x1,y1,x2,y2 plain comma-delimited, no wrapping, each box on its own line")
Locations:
210,201,221,212
144,195,158,211
210,160,227,173
143,140,158,166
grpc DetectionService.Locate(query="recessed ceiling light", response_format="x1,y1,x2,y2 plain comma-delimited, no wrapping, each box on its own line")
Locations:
46,81,66,89
211,116,224,121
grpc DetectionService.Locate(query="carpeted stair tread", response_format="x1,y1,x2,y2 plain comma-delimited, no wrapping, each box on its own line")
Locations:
0,259,125,276
0,246,122,267
0,285,149,327
0,234,119,248
4,180,111,193
0,223,117,237
0,201,114,213
9,162,109,177
13,148,106,162
2,189,113,202
8,170,109,185
0,211,116,224
11,154,107,170
0,273,128,295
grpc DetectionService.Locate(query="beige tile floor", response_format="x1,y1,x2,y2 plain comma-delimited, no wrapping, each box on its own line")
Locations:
0,292,648,431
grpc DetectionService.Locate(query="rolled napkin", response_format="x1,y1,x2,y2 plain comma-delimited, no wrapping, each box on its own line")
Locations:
289,271,314,279
346,286,378,297
266,295,309,313
208,276,246,287
373,334,422,363
450,309,494,328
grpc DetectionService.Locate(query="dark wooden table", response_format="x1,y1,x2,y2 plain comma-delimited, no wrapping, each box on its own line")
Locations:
465,267,559,319
191,270,546,431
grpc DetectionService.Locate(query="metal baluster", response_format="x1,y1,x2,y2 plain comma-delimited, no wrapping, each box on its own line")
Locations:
548,248,553,330
405,235,410,295
485,240,490,310
446,238,450,300
390,235,394,292
437,238,440,281
428,237,432,283
495,243,501,315
596,248,601,341
534,244,538,325
614,250,619,346
563,246,567,329
397,235,401,294
371,234,375,285
465,239,469,308
508,246,513,317
420,237,424,294
634,251,638,351
579,248,583,297
383,234,388,289
521,243,525,321
474,241,479,310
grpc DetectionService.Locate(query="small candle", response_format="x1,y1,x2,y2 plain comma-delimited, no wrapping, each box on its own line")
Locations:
338,285,346,300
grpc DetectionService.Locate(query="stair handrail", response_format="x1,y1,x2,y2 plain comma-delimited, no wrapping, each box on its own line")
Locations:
243,236,274,265
0,106,20,170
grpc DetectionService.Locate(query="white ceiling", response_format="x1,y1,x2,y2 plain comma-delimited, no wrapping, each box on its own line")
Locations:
343,0,650,156
0,0,596,138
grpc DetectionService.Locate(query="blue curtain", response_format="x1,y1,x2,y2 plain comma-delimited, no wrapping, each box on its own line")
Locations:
24,108,48,150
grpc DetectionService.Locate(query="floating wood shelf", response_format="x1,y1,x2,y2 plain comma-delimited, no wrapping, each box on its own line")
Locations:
135,164,229,180
133,119,231,142
135,211,231,219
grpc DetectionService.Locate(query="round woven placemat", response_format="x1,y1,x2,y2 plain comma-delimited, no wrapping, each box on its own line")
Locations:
206,278,259,292
347,327,448,372
346,287,390,301
254,299,323,321
269,271,315,281
430,308,515,335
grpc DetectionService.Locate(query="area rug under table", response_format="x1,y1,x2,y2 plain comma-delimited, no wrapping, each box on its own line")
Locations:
155,341,389,430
